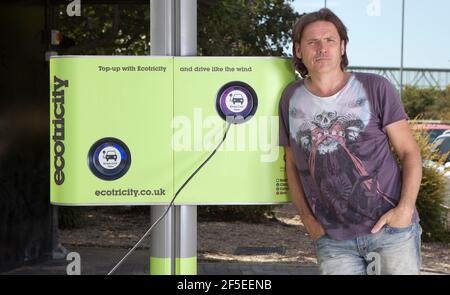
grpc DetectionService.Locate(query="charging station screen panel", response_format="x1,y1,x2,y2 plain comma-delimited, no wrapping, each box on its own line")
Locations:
50,56,295,206
50,56,174,205
173,57,295,205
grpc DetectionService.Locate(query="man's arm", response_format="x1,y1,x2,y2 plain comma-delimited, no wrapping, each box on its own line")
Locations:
285,146,325,240
371,119,422,233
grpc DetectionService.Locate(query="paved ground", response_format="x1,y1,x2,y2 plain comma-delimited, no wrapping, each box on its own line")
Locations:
2,247,319,275
1,247,444,275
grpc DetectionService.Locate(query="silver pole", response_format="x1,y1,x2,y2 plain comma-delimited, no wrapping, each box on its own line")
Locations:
177,0,198,276
150,0,176,275
179,0,197,56
400,0,405,98
324,0,327,8
150,0,175,55
150,0,197,276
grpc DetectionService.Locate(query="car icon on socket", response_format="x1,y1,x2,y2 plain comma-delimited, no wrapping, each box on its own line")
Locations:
231,93,244,105
104,151,118,161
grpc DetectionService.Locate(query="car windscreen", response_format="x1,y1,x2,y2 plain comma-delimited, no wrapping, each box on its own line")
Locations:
435,137,450,155
428,129,447,143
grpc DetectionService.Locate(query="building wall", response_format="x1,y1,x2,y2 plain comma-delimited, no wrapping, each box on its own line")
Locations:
0,5,54,272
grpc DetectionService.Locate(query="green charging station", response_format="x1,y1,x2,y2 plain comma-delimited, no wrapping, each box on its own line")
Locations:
173,57,294,204
50,56,294,206
50,56,174,206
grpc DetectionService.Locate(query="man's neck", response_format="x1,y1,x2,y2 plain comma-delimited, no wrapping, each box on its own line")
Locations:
305,70,350,97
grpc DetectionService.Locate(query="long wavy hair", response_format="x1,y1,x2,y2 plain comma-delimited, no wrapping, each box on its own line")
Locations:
292,8,349,78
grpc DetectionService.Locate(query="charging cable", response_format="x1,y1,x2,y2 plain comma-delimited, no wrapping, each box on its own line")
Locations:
107,122,232,275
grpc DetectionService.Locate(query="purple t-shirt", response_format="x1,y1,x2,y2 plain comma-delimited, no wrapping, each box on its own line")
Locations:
279,72,419,240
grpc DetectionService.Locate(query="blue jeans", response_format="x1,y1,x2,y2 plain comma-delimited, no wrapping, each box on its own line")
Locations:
314,223,422,275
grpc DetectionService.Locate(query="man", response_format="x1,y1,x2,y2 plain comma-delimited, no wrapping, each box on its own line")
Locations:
279,8,423,275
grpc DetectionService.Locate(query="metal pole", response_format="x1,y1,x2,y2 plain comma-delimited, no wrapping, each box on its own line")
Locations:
150,0,176,276
324,0,327,8
150,0,197,276
400,0,405,98
176,0,197,276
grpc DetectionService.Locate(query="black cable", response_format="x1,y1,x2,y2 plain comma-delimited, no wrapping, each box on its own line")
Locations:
107,122,232,275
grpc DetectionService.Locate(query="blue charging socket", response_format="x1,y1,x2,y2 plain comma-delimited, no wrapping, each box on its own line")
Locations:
216,81,258,124
87,137,132,181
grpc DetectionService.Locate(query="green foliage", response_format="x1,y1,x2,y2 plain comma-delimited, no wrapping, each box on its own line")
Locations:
56,1,299,57
417,167,450,242
58,4,150,55
198,0,299,56
402,85,450,121
198,205,279,223
58,207,86,229
410,125,450,242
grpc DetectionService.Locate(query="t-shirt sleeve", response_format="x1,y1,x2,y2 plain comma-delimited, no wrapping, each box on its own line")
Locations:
376,76,409,130
278,88,291,147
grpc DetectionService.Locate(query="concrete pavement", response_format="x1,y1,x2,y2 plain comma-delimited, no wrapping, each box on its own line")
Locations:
2,247,444,275
2,247,318,275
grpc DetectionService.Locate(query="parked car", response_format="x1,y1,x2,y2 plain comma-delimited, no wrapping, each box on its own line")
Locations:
423,132,450,208
432,134,450,163
411,122,450,143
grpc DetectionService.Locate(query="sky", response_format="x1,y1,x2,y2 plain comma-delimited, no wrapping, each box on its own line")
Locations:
290,0,450,69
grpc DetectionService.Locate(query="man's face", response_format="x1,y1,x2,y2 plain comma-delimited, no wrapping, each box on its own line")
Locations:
295,21,345,75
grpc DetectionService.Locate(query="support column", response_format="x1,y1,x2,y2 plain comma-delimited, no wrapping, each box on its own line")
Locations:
149,0,197,275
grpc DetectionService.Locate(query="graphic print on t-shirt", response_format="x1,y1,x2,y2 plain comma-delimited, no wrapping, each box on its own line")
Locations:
288,77,396,229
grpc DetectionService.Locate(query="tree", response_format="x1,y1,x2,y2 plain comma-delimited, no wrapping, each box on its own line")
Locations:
58,4,150,55
198,0,299,56
402,85,450,121
57,1,300,57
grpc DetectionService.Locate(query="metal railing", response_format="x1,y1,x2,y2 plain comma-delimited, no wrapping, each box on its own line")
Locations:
348,66,450,89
